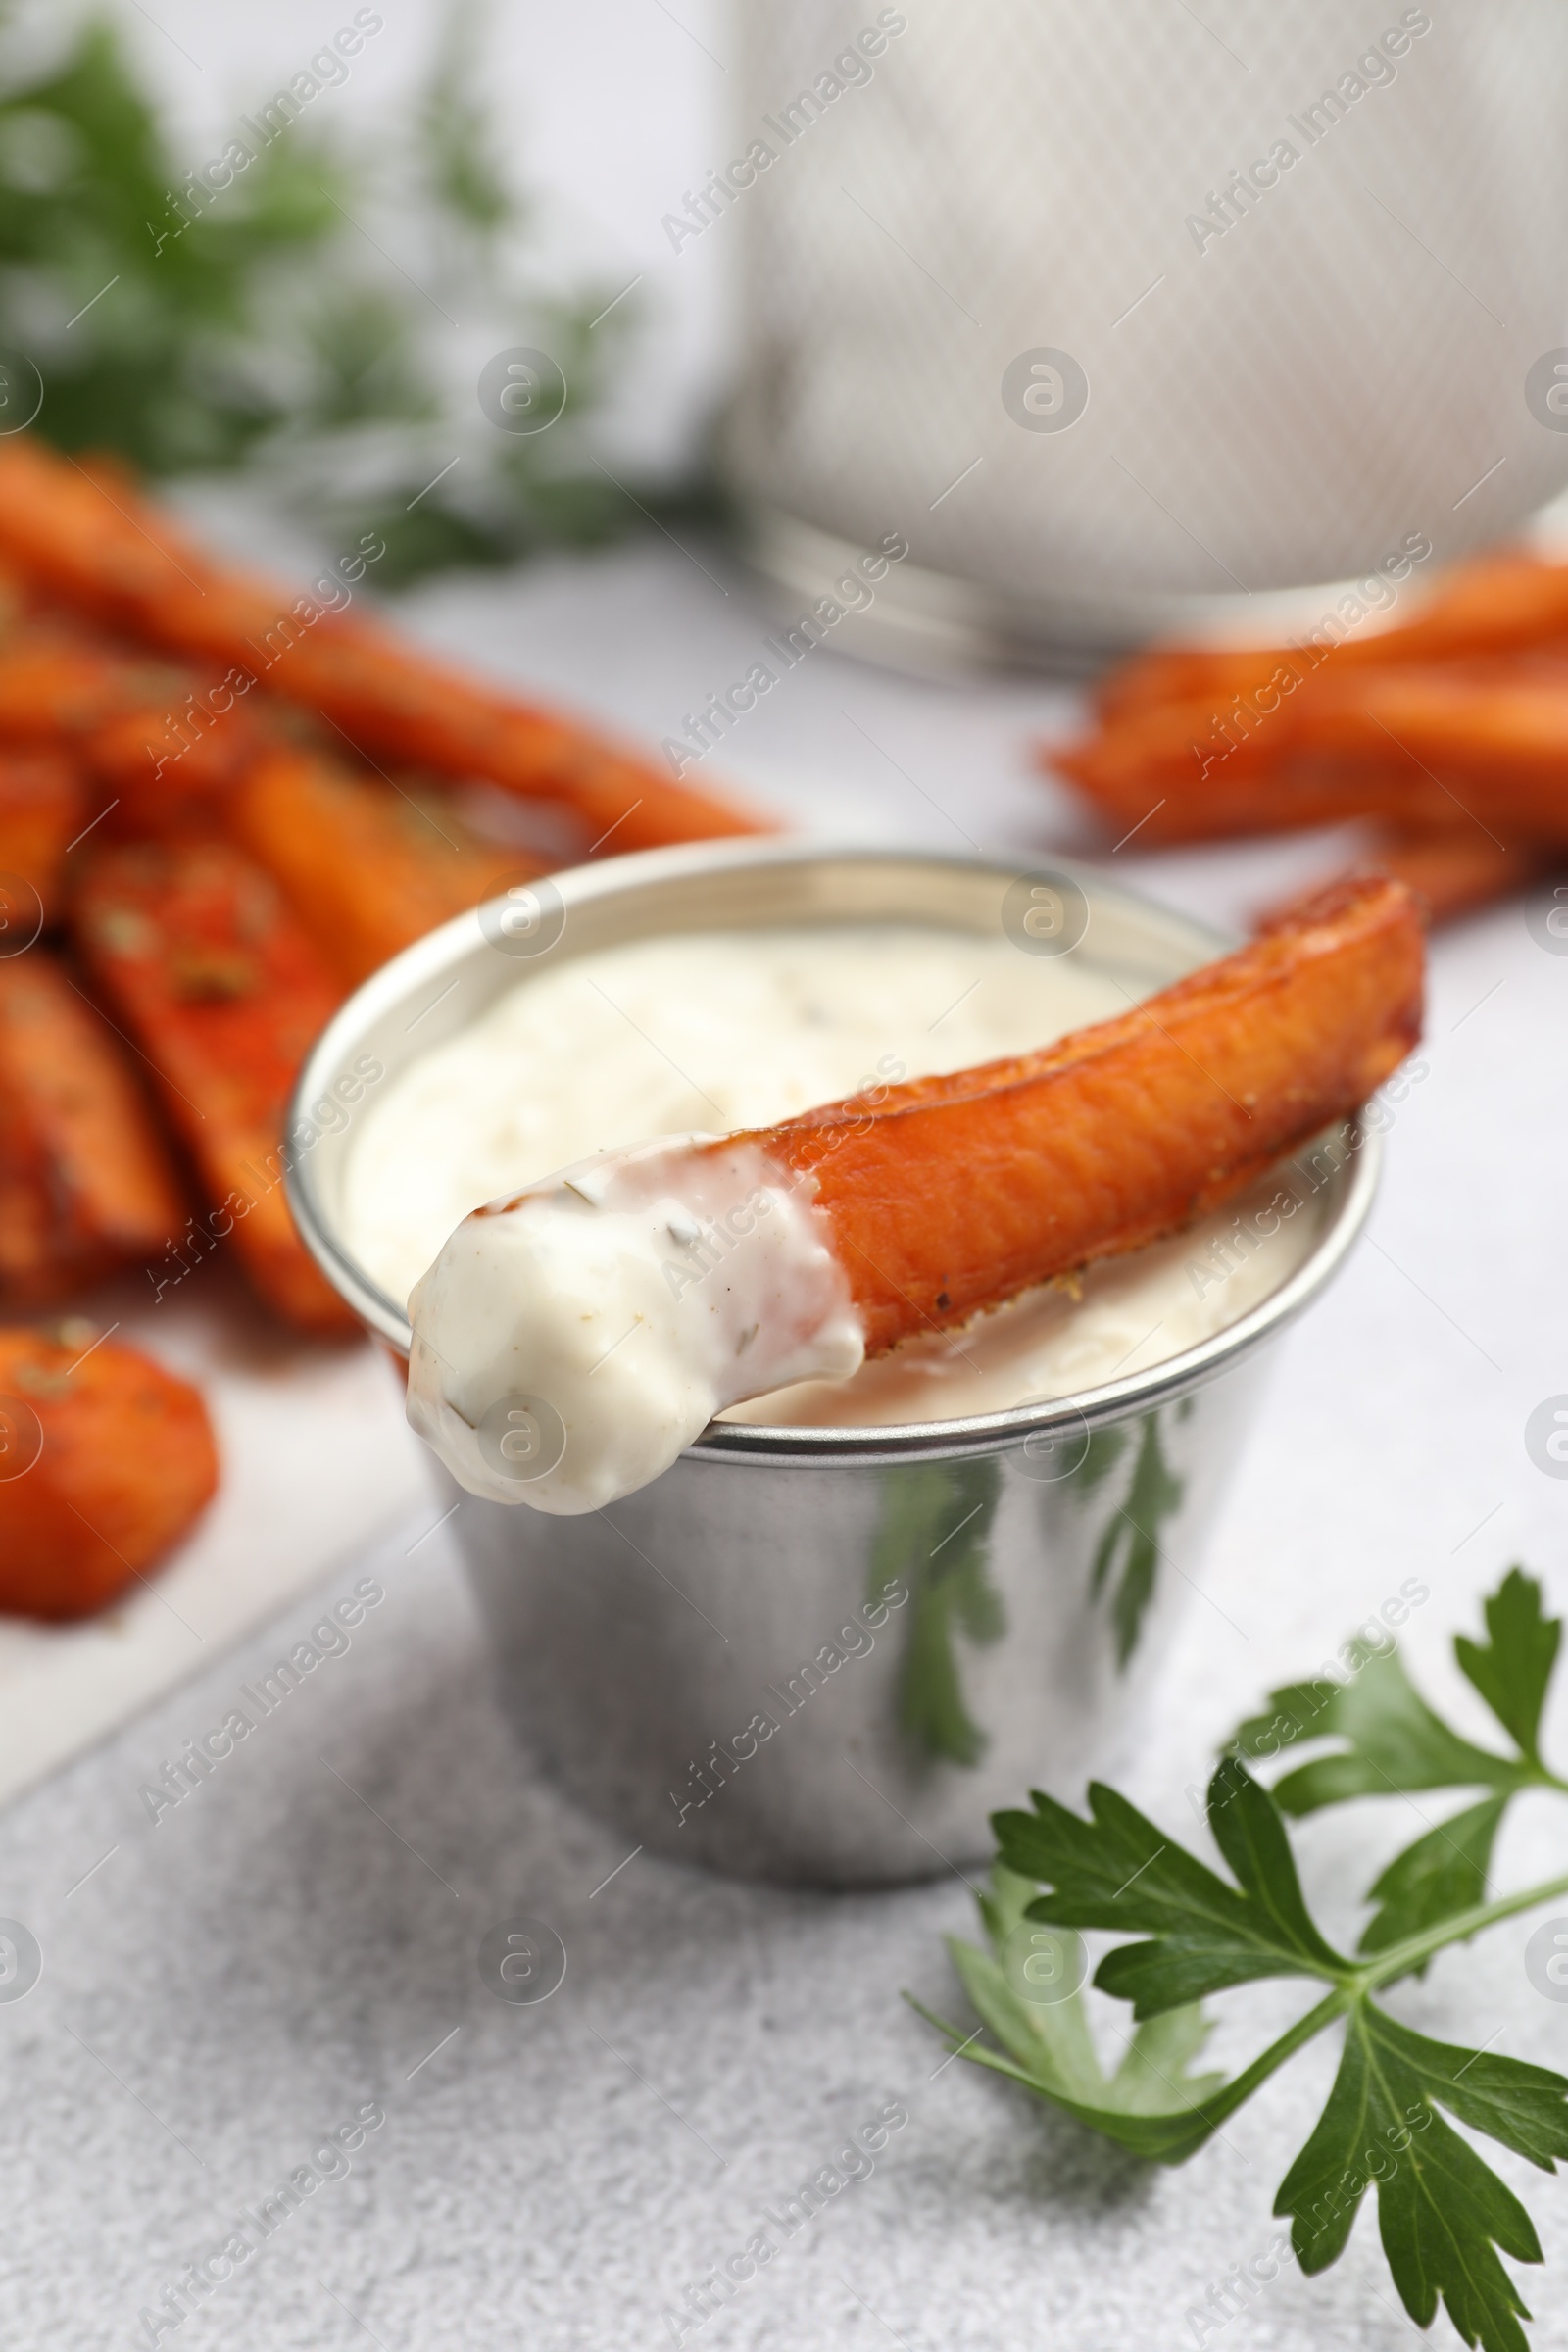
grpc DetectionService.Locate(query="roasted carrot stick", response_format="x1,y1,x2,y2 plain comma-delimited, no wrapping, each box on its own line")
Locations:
0,948,185,1305
0,433,769,853
0,1322,218,1619
0,749,84,928
74,843,356,1333
228,748,542,983
714,873,1423,1354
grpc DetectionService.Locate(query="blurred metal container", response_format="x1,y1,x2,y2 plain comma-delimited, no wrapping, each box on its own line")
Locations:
290,843,1380,1886
723,0,1568,668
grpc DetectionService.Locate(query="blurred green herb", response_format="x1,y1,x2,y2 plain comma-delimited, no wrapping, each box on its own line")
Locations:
1089,1408,1185,1671
913,1567,1568,2352
0,6,690,580
869,1460,1004,1767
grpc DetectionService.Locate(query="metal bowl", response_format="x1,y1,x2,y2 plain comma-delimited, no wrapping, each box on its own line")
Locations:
288,843,1380,1886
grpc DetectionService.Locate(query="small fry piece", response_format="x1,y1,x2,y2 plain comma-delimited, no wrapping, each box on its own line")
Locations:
0,749,84,928
0,433,770,853
228,748,541,983
0,1322,217,1620
0,948,185,1305
74,844,356,1332
723,873,1424,1353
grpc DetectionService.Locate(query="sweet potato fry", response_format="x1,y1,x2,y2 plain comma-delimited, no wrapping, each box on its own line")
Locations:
1261,830,1555,932
1095,550,1568,724
0,433,770,853
0,624,265,838
74,843,357,1332
1054,658,1568,850
1360,831,1556,923
0,749,84,928
228,748,541,983
0,625,129,739
0,947,185,1304
714,873,1423,1355
0,1322,217,1619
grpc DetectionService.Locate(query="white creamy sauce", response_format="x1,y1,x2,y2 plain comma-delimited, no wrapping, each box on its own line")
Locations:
406,1136,860,1515
343,923,1323,1510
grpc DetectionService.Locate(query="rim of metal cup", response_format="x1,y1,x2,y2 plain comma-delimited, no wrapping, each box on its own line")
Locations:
739,501,1441,680
286,840,1382,1470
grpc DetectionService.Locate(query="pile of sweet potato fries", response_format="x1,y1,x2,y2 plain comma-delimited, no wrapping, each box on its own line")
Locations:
1048,544,1568,921
0,433,763,1618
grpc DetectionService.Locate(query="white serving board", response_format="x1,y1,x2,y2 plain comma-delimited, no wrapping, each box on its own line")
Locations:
0,1256,435,1809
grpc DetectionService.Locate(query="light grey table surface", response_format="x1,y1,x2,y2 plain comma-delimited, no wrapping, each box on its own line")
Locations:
4,531,1568,2352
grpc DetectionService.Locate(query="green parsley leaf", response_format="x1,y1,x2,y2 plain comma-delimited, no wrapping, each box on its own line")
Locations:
1234,1642,1523,1812
916,1565,1568,2352
1455,1569,1562,1770
995,1759,1347,2019
1231,1570,1565,1963
1357,1795,1511,1960
1276,2005,1568,2352
909,1865,1227,2163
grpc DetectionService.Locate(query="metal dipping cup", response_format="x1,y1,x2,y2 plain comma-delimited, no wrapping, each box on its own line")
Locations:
288,843,1381,1887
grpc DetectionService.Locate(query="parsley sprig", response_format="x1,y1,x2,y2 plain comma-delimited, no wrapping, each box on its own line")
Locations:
913,1568,1568,2352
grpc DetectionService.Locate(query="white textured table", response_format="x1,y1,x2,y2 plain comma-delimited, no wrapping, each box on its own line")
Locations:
3,535,1567,2352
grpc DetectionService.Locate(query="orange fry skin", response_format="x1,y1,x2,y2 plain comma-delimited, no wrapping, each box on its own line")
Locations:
0,1323,218,1620
0,948,185,1306
0,627,265,839
0,434,770,854
1094,550,1568,724
1344,830,1553,928
1254,832,1554,934
74,844,357,1333
717,873,1424,1357
228,749,543,984
0,749,84,927
1053,660,1568,850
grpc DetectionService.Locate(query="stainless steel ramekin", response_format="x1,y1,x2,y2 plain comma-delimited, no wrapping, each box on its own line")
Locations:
287,843,1380,1887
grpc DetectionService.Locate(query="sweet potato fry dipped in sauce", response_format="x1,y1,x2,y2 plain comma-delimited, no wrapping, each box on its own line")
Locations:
0,1323,218,1619
74,844,356,1332
0,948,184,1306
407,873,1424,1514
